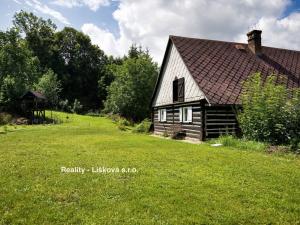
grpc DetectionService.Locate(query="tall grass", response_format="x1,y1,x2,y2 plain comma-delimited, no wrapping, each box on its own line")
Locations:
211,135,268,152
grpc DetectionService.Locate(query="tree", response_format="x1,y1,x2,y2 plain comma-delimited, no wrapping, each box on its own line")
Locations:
13,10,57,69
98,56,123,106
54,27,108,109
104,46,158,121
35,69,62,107
0,28,40,110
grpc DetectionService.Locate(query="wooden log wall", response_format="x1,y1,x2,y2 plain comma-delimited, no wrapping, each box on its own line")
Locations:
153,102,203,140
205,105,238,138
153,103,239,141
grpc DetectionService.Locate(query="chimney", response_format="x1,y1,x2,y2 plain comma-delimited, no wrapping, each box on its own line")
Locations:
247,30,262,55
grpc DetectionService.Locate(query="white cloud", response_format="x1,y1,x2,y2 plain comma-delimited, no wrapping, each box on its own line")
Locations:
82,23,129,56
25,0,70,25
82,0,300,63
52,0,110,11
251,12,300,50
13,0,22,4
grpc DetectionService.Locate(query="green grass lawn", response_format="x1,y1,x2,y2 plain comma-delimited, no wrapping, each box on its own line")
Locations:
0,112,299,225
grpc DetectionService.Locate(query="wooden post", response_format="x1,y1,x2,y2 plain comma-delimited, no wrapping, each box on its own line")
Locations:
201,101,206,141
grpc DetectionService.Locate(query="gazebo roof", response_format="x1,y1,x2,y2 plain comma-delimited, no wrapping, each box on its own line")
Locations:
21,91,47,100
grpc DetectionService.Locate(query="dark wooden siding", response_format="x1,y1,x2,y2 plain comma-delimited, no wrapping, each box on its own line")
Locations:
205,105,239,139
153,102,202,140
153,103,239,141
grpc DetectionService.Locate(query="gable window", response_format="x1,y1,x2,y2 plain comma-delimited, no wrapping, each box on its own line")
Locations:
173,77,185,102
179,106,192,123
158,109,167,122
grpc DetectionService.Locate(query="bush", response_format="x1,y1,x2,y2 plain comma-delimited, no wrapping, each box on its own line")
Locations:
0,112,13,125
211,135,267,152
239,73,300,145
116,118,131,131
107,114,121,123
117,123,127,131
118,118,131,127
132,119,151,133
290,138,300,153
59,99,72,112
72,99,83,114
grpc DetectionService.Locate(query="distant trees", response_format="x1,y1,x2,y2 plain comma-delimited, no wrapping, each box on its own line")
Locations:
1,11,159,121
104,46,158,121
9,11,109,110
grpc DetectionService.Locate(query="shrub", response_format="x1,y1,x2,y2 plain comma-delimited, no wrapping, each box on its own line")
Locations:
239,73,300,145
115,118,130,131
107,114,121,123
117,123,127,131
72,99,83,114
0,112,13,125
290,138,300,153
59,99,72,112
118,118,131,127
132,119,151,133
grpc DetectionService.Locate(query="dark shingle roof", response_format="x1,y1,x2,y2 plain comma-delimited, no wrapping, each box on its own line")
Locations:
170,35,300,105
22,91,46,100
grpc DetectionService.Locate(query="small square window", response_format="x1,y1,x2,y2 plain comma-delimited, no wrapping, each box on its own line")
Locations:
158,109,167,122
179,106,192,123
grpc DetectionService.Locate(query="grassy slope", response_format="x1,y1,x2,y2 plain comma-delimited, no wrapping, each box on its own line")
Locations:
0,112,299,225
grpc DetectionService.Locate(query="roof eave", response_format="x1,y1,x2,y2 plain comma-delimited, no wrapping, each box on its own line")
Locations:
150,37,173,107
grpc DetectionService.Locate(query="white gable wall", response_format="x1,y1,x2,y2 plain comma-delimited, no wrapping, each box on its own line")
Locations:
152,43,205,107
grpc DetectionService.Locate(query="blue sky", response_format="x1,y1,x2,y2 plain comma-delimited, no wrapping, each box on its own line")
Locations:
0,0,119,35
285,0,300,15
1,0,300,62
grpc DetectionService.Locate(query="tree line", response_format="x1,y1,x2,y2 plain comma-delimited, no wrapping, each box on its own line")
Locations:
0,11,158,121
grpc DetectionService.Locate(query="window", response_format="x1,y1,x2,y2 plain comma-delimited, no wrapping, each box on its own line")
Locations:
179,106,192,123
158,109,167,122
173,77,184,102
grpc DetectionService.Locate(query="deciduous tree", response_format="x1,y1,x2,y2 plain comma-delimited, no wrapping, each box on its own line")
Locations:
104,46,158,121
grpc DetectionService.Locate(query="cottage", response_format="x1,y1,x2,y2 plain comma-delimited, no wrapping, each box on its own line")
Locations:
151,30,300,141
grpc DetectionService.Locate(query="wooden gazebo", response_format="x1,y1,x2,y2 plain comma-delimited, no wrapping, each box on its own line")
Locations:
21,91,47,124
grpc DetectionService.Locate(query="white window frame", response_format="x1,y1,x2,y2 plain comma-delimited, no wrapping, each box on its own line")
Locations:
158,108,167,122
179,106,192,123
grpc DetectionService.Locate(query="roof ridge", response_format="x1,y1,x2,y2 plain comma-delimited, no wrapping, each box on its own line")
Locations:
170,35,245,45
170,35,300,53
